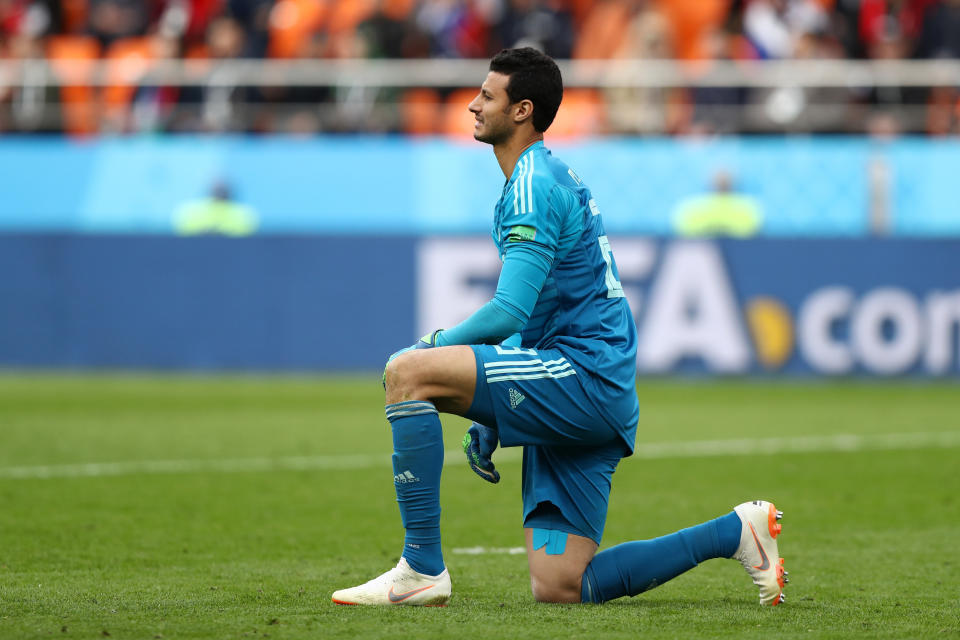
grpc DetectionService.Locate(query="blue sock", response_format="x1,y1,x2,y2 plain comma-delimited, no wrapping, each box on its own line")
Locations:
581,510,742,603
386,401,445,576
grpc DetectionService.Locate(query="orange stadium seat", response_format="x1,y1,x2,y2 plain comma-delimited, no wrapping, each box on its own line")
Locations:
442,88,479,141
46,35,101,136
656,0,729,60
401,88,441,136
573,0,633,59
326,0,374,35
268,0,326,58
569,0,599,27
103,37,161,120
382,0,417,20
549,89,606,139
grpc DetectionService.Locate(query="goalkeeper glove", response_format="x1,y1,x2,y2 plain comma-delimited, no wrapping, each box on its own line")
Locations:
462,422,500,484
383,330,443,387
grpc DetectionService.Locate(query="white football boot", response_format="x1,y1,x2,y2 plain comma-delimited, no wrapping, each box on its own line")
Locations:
733,500,788,606
331,558,451,606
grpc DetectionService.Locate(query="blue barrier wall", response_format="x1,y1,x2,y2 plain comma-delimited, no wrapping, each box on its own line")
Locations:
2,136,959,236
2,235,958,375
0,235,416,370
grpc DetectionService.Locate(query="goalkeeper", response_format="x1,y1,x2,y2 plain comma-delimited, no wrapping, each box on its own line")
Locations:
332,48,787,607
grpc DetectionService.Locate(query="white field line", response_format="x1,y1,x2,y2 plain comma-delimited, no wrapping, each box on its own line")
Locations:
451,546,526,555
1,430,958,480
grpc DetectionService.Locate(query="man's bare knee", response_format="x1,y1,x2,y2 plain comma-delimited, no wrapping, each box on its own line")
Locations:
384,346,476,411
530,575,582,604
384,352,428,404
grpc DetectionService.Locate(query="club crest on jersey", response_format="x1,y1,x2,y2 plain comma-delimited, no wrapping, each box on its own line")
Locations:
508,388,525,409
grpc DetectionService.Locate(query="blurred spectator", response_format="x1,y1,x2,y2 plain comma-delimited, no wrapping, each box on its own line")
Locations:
859,0,938,57
174,180,259,236
225,0,272,57
126,33,183,133
1,0,63,132
672,170,763,237
574,0,675,60
496,0,574,59
585,0,680,134
743,0,828,59
925,85,960,135
915,0,960,58
173,14,263,132
658,0,729,60
688,26,748,134
87,0,149,46
1,0,958,135
829,0,865,58
747,27,851,133
363,0,414,58
850,10,928,135
1,0,62,39
416,0,495,58
0,32,60,132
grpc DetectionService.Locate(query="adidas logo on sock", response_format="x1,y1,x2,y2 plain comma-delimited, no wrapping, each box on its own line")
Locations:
394,470,420,484
508,388,525,410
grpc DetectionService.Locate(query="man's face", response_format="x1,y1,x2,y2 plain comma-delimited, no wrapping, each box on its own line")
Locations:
468,72,515,145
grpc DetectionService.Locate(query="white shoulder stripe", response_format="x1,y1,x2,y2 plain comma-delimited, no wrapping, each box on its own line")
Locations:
526,152,534,215
513,157,523,216
517,155,528,216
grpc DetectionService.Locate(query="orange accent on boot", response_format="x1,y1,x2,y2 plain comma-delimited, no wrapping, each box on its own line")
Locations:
767,503,782,538
332,599,357,605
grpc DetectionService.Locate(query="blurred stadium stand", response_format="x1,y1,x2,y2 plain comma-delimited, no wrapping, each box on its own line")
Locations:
1,0,959,136
2,1,959,373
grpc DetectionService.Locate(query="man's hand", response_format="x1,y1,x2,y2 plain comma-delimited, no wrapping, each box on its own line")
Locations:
462,422,500,484
382,330,443,387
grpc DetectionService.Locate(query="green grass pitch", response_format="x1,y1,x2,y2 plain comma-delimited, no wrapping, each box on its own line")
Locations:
1,374,958,639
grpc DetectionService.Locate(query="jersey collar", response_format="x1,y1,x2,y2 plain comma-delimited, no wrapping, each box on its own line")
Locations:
506,140,544,187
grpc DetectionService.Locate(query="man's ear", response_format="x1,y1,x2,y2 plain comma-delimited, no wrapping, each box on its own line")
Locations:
513,99,534,125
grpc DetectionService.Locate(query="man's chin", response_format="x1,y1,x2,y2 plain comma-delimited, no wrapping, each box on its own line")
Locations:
473,130,501,145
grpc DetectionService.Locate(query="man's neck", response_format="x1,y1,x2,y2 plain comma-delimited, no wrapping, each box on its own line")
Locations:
493,131,543,179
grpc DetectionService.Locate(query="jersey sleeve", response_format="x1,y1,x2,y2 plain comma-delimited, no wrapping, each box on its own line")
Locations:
500,164,564,261
434,243,551,346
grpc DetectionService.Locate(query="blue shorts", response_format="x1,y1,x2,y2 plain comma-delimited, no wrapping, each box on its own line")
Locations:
464,344,628,544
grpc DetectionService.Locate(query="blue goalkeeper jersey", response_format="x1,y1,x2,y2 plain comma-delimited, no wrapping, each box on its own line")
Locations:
493,141,639,449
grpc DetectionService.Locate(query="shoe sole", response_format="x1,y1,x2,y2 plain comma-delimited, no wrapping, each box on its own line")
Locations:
764,501,786,606
332,598,448,607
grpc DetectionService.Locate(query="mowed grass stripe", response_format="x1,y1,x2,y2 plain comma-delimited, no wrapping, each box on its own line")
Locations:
2,429,958,480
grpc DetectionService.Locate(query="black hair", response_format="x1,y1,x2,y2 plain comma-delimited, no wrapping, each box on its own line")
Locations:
488,47,563,133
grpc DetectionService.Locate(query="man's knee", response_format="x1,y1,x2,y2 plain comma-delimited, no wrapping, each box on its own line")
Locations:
384,346,477,412
530,572,582,604
384,351,429,403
